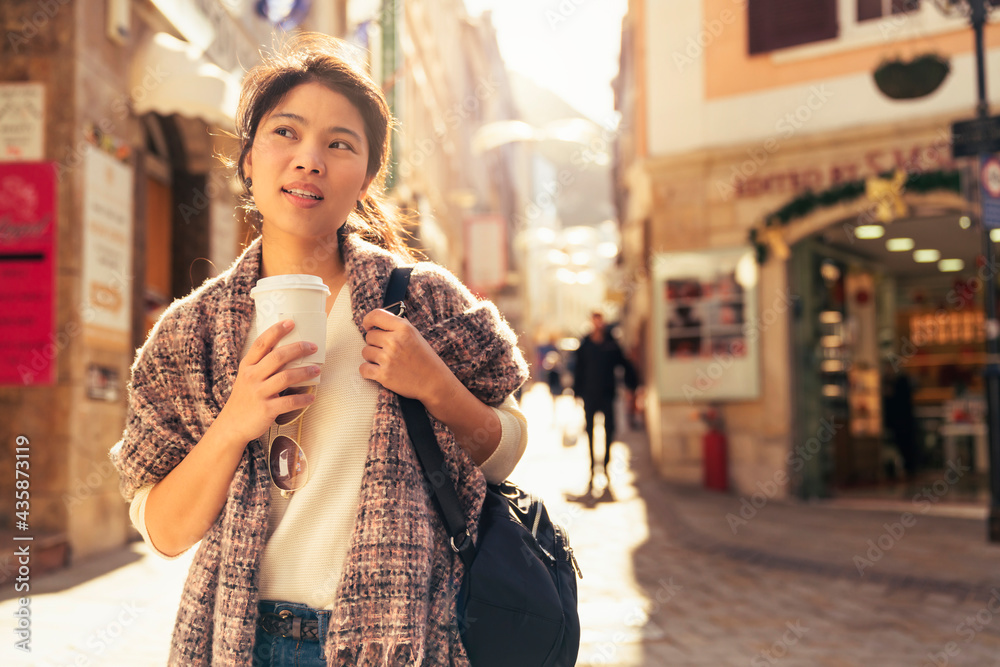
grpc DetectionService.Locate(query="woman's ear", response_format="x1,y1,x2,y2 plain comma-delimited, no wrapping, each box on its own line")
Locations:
243,152,253,182
357,176,373,202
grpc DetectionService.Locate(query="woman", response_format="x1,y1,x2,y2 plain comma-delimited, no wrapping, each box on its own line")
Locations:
110,34,528,667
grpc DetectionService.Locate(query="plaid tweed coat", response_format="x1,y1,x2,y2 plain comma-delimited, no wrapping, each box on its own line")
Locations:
110,227,528,666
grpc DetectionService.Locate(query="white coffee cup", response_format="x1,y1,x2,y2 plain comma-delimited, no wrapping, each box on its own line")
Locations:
250,274,331,386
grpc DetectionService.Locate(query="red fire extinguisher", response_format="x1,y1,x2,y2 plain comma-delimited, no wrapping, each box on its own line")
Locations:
701,407,728,492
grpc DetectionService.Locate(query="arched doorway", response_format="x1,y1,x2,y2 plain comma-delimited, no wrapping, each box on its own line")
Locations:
785,190,990,501
135,113,244,347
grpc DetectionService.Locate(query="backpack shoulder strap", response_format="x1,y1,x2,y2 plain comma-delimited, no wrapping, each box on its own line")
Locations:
382,266,476,568
383,266,412,312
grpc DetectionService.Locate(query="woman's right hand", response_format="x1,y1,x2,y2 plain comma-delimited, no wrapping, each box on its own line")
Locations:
216,319,320,445
143,320,319,557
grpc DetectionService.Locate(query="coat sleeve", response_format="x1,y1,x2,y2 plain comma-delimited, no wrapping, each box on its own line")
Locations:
610,339,638,389
623,355,639,390
406,262,529,406
109,307,217,502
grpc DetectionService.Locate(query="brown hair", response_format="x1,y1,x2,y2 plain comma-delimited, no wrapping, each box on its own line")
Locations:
233,33,413,259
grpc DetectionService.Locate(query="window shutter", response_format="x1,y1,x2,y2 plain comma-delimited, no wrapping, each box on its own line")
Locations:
857,0,882,21
748,0,838,54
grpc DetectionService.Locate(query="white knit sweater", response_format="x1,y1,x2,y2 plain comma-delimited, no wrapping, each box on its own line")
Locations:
128,285,528,609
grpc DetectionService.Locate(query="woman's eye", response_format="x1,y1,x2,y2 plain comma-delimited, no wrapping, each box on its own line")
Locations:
330,140,352,150
275,128,292,137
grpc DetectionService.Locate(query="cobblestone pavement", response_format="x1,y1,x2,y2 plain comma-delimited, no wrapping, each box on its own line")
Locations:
4,382,1000,666
0,539,193,666
515,384,1000,667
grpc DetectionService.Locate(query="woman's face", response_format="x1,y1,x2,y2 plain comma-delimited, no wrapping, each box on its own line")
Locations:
245,81,372,242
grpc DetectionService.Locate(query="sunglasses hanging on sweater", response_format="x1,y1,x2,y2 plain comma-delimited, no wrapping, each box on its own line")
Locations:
266,385,315,497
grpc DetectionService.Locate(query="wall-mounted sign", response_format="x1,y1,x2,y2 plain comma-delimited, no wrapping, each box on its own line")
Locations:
0,83,44,162
82,145,133,351
981,155,1000,230
87,364,121,401
0,162,57,385
952,115,1000,159
719,136,953,201
652,246,762,403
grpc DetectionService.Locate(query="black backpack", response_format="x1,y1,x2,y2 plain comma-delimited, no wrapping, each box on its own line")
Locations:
458,482,581,667
384,268,582,667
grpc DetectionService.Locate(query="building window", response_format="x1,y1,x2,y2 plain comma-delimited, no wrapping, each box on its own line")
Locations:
857,0,920,22
748,0,839,54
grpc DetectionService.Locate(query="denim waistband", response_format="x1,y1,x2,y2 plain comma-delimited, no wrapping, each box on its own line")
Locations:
258,600,331,643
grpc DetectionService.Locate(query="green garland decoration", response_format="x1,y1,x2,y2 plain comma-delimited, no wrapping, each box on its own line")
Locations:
751,169,962,263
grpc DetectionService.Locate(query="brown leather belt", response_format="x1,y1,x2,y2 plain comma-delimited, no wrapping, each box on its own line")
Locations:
258,610,320,641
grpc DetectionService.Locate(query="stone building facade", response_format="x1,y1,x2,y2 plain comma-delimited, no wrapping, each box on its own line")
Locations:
0,0,339,572
0,0,522,576
616,0,1000,499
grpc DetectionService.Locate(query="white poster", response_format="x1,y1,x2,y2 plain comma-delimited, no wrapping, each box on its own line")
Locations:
652,246,761,402
0,83,45,162
82,145,134,350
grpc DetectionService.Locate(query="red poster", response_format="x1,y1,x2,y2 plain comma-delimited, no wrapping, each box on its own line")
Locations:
0,162,58,385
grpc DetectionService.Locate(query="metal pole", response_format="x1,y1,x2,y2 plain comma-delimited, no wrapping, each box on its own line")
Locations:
984,200,1000,543
969,0,1000,542
972,0,989,119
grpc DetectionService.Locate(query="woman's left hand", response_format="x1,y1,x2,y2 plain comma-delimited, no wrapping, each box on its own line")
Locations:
360,306,504,464
360,308,450,402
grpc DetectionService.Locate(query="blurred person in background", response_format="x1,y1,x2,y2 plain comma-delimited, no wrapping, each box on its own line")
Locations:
882,360,918,481
543,349,565,395
573,311,633,487
110,34,528,667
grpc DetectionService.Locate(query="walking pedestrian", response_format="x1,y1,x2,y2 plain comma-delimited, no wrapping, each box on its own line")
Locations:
109,34,528,667
572,311,632,486
882,361,917,480
543,349,564,397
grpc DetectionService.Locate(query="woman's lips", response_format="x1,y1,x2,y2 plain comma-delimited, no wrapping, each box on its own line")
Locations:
281,187,324,209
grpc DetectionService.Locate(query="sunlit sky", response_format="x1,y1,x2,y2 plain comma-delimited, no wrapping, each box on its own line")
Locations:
463,0,629,122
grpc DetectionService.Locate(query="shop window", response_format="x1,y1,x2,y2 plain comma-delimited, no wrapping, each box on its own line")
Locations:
748,0,838,54
857,0,920,22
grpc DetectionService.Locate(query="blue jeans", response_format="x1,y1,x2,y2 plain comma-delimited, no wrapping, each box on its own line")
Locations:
253,600,331,667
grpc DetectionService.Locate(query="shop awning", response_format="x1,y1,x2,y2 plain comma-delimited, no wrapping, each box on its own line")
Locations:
130,32,240,129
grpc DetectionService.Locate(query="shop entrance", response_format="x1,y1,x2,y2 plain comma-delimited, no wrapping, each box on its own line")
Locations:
790,211,990,502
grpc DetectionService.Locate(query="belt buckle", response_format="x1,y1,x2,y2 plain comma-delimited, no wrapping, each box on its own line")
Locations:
260,609,319,642
259,609,293,637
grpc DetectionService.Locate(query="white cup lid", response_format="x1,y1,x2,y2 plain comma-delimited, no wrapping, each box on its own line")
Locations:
250,274,331,296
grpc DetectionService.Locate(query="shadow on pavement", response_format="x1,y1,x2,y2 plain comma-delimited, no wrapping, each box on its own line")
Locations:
619,424,688,667
0,541,144,603
565,485,617,508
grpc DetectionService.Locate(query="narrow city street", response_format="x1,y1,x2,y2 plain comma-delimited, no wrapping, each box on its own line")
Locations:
4,382,1000,666
5,1,1000,666
519,384,1000,667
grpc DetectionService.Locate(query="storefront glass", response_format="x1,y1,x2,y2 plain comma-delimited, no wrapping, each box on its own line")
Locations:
791,213,991,502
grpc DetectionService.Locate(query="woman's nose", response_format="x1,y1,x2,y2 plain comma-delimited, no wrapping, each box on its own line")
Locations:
295,146,325,175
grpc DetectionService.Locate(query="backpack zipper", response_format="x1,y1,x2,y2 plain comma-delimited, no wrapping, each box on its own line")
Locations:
554,525,583,579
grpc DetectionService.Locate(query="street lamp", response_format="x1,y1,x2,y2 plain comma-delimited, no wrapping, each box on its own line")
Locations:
932,0,1000,540
930,1,995,116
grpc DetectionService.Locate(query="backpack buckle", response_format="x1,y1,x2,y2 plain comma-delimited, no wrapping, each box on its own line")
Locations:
450,528,473,554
